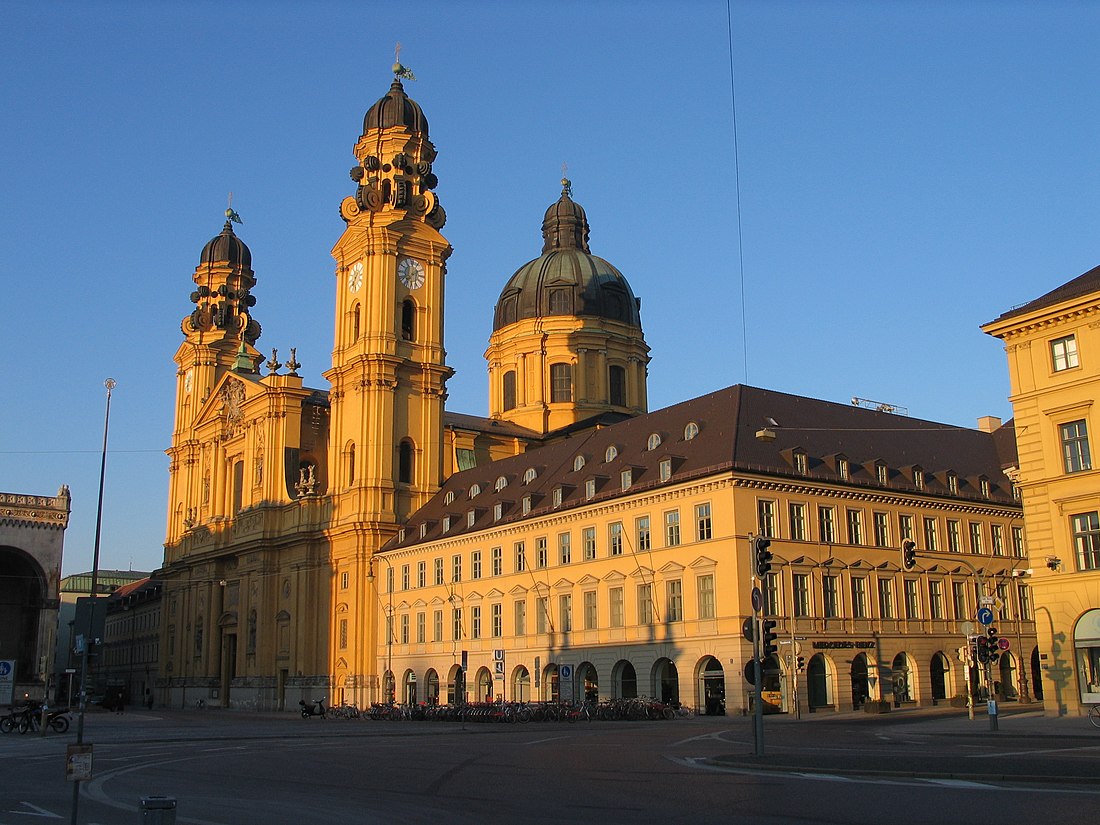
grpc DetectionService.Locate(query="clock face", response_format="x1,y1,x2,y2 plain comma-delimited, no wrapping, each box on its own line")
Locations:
347,261,364,293
397,257,425,289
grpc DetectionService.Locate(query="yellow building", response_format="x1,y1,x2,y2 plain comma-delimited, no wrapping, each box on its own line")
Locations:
984,266,1100,716
159,71,1035,714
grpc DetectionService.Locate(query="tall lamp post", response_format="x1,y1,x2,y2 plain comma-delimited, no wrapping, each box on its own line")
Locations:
70,378,115,825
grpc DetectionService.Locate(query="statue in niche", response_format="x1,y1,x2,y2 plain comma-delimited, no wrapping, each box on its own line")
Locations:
294,463,317,497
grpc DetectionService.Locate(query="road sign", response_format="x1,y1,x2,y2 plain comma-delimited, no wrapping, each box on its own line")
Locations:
461,650,468,670
743,660,756,685
559,664,573,680
979,595,995,606
960,621,975,636
751,586,762,613
998,638,1010,650
742,617,754,642
976,607,994,626
493,649,504,661
66,744,93,782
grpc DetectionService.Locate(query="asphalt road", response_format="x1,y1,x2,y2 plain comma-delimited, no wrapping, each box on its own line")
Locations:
1,706,1097,824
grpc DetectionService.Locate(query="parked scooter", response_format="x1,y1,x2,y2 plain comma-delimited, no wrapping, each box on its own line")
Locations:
299,698,326,719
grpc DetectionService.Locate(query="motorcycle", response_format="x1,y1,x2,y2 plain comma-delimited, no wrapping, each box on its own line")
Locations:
299,698,326,719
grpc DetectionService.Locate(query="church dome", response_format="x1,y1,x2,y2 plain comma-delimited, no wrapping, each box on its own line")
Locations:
363,80,429,136
200,221,251,268
492,182,641,332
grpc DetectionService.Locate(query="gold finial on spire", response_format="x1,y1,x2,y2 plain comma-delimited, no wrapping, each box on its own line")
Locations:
225,191,242,224
392,42,416,81
560,163,572,197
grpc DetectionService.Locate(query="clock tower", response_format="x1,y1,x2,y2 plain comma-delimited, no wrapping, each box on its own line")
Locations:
324,73,451,555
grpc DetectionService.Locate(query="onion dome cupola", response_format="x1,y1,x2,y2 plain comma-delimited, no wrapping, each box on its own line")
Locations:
339,76,445,230
486,179,650,435
179,214,262,372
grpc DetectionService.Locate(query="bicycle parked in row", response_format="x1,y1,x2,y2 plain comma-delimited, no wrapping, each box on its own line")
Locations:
0,702,71,734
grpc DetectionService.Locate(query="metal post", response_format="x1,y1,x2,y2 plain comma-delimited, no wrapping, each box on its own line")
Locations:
70,378,115,825
753,610,763,756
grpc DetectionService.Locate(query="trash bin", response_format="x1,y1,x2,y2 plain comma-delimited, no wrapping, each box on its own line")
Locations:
140,796,176,824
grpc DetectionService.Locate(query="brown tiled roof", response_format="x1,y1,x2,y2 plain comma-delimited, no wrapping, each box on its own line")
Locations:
384,384,1018,550
988,263,1100,324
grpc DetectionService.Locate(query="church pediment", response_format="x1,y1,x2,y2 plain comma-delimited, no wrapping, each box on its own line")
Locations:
191,372,266,436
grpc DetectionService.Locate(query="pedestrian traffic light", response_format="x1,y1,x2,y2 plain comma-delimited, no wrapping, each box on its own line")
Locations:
987,626,1001,663
753,536,773,577
761,619,779,658
901,539,917,570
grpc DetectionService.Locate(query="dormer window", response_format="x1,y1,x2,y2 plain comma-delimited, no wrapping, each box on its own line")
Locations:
419,523,427,539
442,516,451,533
876,464,888,485
837,458,849,480
621,469,632,490
444,490,456,505
947,472,958,494
522,495,532,515
914,468,924,490
605,445,619,462
523,467,537,484
980,478,990,498
494,502,503,521
647,433,662,451
585,478,596,499
398,528,406,542
495,475,508,492
467,510,476,528
794,451,807,474
573,455,586,472
553,487,563,507
659,459,671,482
469,484,481,499
684,422,699,441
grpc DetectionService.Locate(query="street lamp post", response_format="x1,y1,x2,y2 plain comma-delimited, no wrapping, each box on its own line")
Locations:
70,378,115,825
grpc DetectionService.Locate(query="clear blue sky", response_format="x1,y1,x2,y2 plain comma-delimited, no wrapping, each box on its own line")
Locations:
4,0,1098,576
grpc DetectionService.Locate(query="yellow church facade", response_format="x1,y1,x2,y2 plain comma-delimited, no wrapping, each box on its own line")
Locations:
985,265,1100,716
158,71,1035,715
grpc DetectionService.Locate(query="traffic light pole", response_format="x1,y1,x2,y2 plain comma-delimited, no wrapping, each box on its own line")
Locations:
753,607,764,757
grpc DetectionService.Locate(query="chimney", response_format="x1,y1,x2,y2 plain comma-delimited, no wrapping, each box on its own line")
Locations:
977,415,1002,433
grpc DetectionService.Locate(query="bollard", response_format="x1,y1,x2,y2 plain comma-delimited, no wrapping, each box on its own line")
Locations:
140,796,177,824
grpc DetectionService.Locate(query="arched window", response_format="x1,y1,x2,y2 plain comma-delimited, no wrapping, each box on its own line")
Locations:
605,445,618,462
445,490,456,505
351,303,360,341
495,475,508,492
523,467,537,484
573,455,585,472
684,422,699,441
550,363,572,403
401,299,415,341
502,370,517,411
469,483,481,498
609,364,627,407
398,440,414,484
347,443,356,485
501,297,517,327
647,433,662,451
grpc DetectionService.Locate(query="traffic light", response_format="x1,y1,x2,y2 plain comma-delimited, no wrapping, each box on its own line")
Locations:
987,626,1001,663
761,619,779,658
975,636,991,664
753,536,773,577
796,655,806,672
901,540,917,570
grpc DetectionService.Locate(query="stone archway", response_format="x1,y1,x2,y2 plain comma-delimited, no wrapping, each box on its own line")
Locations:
697,656,725,715
613,660,637,699
930,652,951,704
654,658,678,704
807,653,833,711
850,653,869,709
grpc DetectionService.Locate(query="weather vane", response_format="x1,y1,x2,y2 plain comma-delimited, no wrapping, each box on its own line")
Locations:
392,42,416,81
561,163,572,197
226,192,242,225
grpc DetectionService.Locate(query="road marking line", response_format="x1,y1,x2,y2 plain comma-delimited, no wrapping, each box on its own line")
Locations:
968,745,1100,758
8,801,63,817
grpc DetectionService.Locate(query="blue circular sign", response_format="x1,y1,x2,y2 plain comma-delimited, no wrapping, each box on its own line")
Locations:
977,607,994,626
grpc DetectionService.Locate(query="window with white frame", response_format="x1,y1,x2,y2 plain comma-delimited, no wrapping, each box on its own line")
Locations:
491,603,502,637
947,472,958,494
491,546,502,576
793,573,810,617
697,574,715,619
471,551,482,580
904,579,920,620
582,526,596,560
522,495,531,515
758,499,777,537
434,557,444,586
794,451,808,474
991,524,1004,556
968,522,983,554
822,574,839,618
899,514,914,542
951,580,967,619
877,578,895,619
417,612,425,643
924,517,939,552
1061,419,1092,473
514,599,526,636
1051,334,1079,371
536,597,549,634
433,609,443,642
636,516,651,551
696,502,713,541
452,607,463,641
876,464,888,484
585,478,596,499
789,502,807,541
558,532,571,565
928,580,944,620
846,509,863,545
637,583,654,624
471,606,481,639
666,579,683,622
851,577,868,619
873,511,889,547
466,510,476,528
946,519,961,552
559,595,572,633
819,506,836,543
664,510,681,546
609,586,624,627
659,458,672,482
536,537,548,568
620,468,632,490
1017,583,1032,620
763,573,780,617
417,561,426,588
1072,511,1100,570
609,521,624,556
1012,526,1025,558
584,590,597,629
514,541,526,572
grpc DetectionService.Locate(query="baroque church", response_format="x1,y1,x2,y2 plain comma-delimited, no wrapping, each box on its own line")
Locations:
160,73,1035,715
